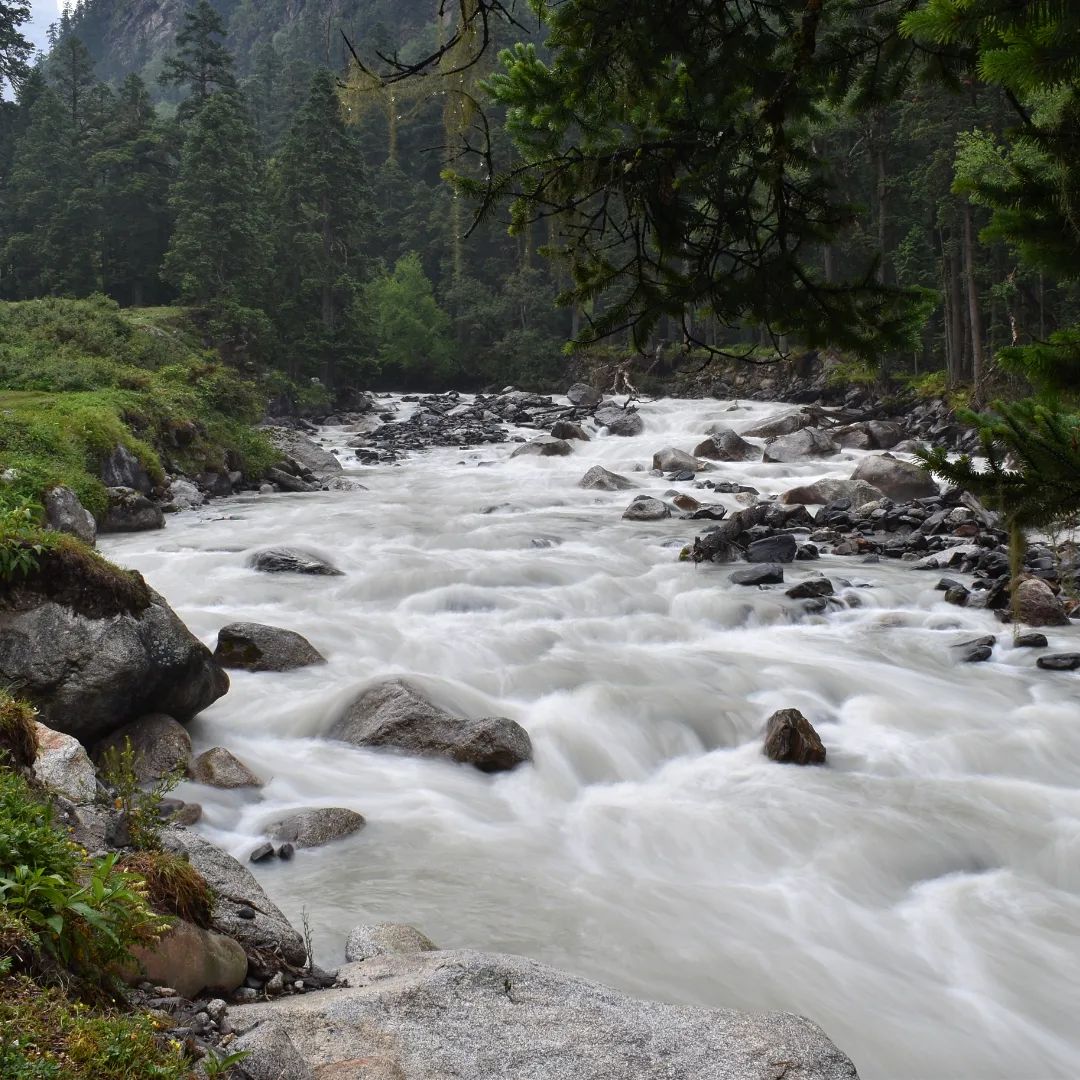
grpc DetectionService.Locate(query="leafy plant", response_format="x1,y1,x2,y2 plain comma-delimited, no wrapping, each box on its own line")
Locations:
202,1048,251,1078
0,504,46,582
98,738,184,853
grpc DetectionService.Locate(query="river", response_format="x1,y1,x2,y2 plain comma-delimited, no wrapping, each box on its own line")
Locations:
101,395,1080,1080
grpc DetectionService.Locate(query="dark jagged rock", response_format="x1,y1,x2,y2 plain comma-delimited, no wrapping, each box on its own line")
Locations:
730,564,784,586
248,548,344,576
763,708,826,765
43,485,97,544
693,429,758,462
566,382,603,408
786,578,834,599
746,534,798,563
594,403,645,436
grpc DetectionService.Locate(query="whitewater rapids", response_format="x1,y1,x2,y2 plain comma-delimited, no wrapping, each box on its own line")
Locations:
102,396,1080,1080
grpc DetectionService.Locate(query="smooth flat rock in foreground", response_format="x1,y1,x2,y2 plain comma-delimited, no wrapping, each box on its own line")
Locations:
232,949,858,1080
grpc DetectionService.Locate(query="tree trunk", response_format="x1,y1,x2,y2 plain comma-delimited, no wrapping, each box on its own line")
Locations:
875,116,888,286
962,200,985,397
822,243,836,285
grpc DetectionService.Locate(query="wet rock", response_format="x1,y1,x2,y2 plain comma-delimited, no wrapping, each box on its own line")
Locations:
215,622,326,673
1014,632,1048,648
762,428,838,463
266,808,366,849
943,585,970,607
331,679,532,773
101,486,165,533
743,409,814,438
43,485,96,545
785,578,834,600
268,467,320,493
566,383,603,408
730,564,784,586
0,590,229,745
652,447,702,472
344,923,437,963
511,436,575,458
165,477,205,511
232,1022,314,1080
32,723,97,804
1037,653,1080,671
671,493,701,513
850,455,937,501
163,826,307,968
248,548,344,576
249,843,276,863
746,534,798,564
262,426,343,474
1014,577,1070,627
763,708,826,765
594,404,644,437
865,420,905,450
780,479,883,509
692,429,758,462
123,919,248,1000
960,644,993,663
622,497,671,521
550,420,590,441
229,949,857,1080
101,445,153,494
189,747,263,789
93,714,192,783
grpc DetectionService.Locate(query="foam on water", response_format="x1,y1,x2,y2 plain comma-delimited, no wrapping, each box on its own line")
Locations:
102,395,1080,1080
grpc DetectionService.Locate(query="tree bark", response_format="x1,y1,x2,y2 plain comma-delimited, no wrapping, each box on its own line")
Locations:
962,200,985,397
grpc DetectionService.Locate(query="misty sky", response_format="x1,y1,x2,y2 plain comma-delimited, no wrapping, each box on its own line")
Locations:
26,1,64,52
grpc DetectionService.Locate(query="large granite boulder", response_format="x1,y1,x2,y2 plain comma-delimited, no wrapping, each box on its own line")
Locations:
100,487,165,533
1014,577,1071,627
248,548,344,576
693,429,758,462
0,589,229,745
93,713,193,783
511,436,575,458
743,409,814,439
215,622,327,672
652,447,702,472
781,479,884,508
762,429,838,463
163,826,307,970
579,466,636,491
262,426,343,474
123,919,248,999
230,950,858,1080
330,679,532,773
594,404,645,437
566,383,602,408
101,445,153,495
849,455,937,501
33,723,97,804
344,923,437,963
266,808,366,849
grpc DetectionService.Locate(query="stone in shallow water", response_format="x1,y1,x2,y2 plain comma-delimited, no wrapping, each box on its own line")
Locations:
579,465,635,491
267,808,366,849
189,747,263,789
622,497,671,521
785,577,834,600
730,564,784,586
215,622,326,672
746,534,798,563
1037,653,1080,671
248,547,344,576
1014,632,1048,648
763,708,826,765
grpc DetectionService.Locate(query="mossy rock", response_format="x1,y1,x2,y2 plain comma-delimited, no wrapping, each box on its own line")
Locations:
0,692,38,770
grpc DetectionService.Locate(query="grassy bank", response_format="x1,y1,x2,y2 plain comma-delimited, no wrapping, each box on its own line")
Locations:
0,297,276,517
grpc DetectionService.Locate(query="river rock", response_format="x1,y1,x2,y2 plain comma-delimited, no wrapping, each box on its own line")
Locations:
165,477,206,510
163,826,307,969
762,428,838,463
267,808,366,849
1014,632,1048,648
262,426,343,474
123,919,248,1000
594,404,644,437
693,430,758,462
189,747,263,789
566,383,602,408
100,486,165,533
743,409,813,438
248,548,344,576
763,708,826,765
1037,653,1080,671
230,949,857,1080
780,479,884,508
850,455,937,501
231,1022,314,1080
622,497,671,521
344,923,437,963
730,564,784,586
32,723,97,804
0,590,229,745
101,445,153,494
1014,577,1070,627
550,420,590,441
43,485,96,545
786,578,834,599
579,466,636,491
331,679,532,773
215,622,327,672
93,714,192,783
746,534,798,563
512,436,575,458
865,420,905,450
652,447,702,472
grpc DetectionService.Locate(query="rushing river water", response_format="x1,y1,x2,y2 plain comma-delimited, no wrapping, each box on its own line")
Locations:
102,395,1080,1080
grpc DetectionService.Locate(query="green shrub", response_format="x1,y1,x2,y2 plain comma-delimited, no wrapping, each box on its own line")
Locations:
0,693,38,771
116,852,213,930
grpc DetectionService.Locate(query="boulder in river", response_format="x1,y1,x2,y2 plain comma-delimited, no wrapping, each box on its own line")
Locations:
511,436,575,458
622,496,671,521
566,382,603,408
849,454,937,501
746,534,798,564
266,808,366,849
331,679,532,773
550,420,590,441
780,479,883,509
344,923,437,963
100,486,165,533
262,426,343,474
763,708,826,765
43,485,96,545
93,713,192,783
229,949,858,1080
762,428,838,463
215,622,327,672
579,466,636,491
730,564,784,586
693,429,758,462
1037,653,1080,671
652,447,702,472
786,578,835,600
1014,577,1070,627
248,548,344,576
594,404,645,437
189,747,263,789
742,409,814,439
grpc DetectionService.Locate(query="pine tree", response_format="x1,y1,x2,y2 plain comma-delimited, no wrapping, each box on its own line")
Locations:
159,0,237,120
163,89,269,317
272,69,372,384
50,34,98,132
